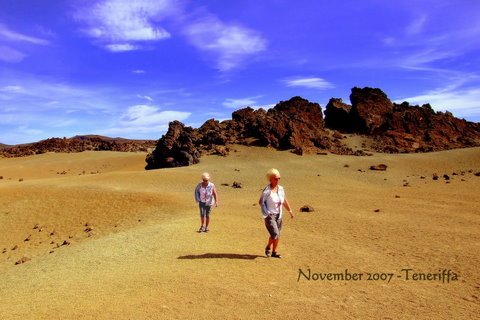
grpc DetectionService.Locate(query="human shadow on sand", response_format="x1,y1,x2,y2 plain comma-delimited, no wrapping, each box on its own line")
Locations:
177,253,264,260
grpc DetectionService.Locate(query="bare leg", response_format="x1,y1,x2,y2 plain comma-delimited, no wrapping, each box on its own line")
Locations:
266,237,274,250
200,216,205,227
272,239,279,253
205,217,210,228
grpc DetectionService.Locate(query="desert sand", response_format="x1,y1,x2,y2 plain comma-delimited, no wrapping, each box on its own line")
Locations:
0,146,479,319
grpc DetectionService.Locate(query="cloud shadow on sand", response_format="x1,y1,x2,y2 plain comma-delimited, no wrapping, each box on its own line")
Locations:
177,253,264,260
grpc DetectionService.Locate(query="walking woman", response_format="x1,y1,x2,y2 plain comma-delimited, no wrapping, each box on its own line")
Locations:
194,172,219,233
259,168,294,258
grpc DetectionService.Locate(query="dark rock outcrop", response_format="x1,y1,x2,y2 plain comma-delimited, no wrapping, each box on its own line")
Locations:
349,87,394,134
146,97,350,169
300,205,315,212
1,135,156,158
325,98,354,131
145,121,201,169
325,87,480,153
370,164,388,171
146,89,480,169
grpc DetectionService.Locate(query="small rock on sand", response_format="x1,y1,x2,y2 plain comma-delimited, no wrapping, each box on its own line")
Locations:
15,257,30,265
11,245,18,251
232,181,243,188
374,209,380,213
61,240,70,246
395,195,401,198
474,172,480,177
443,174,450,180
300,205,314,212
432,173,439,180
370,164,387,171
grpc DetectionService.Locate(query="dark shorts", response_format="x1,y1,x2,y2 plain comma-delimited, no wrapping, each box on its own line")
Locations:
264,214,282,239
199,202,212,217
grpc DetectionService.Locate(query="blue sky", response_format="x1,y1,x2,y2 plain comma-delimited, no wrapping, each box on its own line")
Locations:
1,0,479,144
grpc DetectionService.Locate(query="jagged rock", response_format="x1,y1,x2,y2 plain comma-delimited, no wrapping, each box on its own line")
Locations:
232,181,243,188
145,90,480,169
145,97,339,169
1,136,156,158
145,121,200,169
443,174,450,180
370,164,387,171
433,173,439,180
300,205,315,212
324,87,480,153
15,257,30,265
325,98,354,131
349,87,394,134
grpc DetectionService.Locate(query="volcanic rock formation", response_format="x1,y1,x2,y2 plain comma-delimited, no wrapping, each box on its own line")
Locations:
324,87,480,153
1,136,156,158
146,89,480,169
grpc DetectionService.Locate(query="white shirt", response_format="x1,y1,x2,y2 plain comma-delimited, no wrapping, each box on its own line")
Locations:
199,185,209,202
265,191,281,215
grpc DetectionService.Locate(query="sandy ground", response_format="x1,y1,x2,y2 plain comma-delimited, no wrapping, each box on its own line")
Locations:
0,146,479,319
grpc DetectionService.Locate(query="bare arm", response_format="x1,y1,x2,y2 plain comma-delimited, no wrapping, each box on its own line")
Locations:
213,186,219,207
283,197,295,219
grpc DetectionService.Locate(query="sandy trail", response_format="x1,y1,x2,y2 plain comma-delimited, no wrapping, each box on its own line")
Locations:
0,147,479,319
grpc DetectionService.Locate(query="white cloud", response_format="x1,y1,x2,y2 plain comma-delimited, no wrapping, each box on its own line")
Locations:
132,69,146,74
398,86,480,118
136,94,153,102
75,0,178,51
284,77,334,90
105,43,139,52
100,104,191,137
0,45,27,62
120,104,190,126
223,96,261,109
0,24,50,45
405,15,427,36
0,76,113,113
184,15,267,71
0,85,24,93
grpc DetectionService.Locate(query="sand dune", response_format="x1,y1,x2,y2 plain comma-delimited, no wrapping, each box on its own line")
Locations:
0,147,479,319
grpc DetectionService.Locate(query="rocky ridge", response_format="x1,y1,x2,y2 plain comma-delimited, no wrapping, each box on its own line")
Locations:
1,136,156,158
146,87,480,170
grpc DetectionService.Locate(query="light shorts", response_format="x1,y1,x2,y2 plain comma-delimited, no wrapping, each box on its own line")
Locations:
264,214,282,239
199,202,212,218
